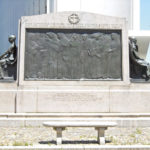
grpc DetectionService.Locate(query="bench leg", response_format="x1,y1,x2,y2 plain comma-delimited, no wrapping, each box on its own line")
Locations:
95,127,106,145
54,127,64,145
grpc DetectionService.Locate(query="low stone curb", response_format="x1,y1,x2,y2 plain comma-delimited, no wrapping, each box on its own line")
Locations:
0,145,150,150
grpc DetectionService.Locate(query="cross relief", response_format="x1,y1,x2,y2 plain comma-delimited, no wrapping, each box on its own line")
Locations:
68,14,80,24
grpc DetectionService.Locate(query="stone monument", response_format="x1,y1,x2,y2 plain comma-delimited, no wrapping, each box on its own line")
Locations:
19,12,129,85
1,12,150,114
16,12,129,113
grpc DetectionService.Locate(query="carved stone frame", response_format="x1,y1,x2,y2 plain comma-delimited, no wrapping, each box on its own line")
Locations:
18,12,129,86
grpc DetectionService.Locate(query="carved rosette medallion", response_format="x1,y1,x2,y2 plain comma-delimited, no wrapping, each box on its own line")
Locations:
68,14,80,24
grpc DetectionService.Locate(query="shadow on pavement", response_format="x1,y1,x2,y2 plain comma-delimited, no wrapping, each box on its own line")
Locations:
39,140,111,145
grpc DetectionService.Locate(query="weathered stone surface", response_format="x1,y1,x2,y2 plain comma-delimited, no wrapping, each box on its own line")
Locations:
109,85,150,113
37,86,109,113
0,84,17,113
0,91,15,113
16,86,37,113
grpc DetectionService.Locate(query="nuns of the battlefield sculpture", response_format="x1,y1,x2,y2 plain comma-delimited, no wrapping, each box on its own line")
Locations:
0,35,17,79
129,37,150,80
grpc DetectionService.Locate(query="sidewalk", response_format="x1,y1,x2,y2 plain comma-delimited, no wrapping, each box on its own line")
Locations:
0,127,150,146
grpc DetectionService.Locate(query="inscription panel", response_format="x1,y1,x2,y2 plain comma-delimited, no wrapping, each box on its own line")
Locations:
25,29,122,80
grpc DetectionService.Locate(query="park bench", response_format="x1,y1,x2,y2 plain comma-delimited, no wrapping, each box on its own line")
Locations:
43,121,117,145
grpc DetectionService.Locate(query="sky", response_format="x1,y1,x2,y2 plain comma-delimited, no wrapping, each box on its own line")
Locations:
140,0,150,30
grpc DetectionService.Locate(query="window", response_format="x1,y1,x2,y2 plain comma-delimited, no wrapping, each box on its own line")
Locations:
140,0,150,30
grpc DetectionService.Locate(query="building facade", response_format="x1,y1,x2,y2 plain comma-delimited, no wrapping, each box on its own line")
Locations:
0,0,150,59
56,0,150,59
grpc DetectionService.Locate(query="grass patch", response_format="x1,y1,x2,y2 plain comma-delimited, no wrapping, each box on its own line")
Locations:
135,128,142,134
12,141,32,146
13,141,24,146
129,133,135,138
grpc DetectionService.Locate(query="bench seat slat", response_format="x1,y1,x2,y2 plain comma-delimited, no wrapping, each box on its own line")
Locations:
43,121,117,127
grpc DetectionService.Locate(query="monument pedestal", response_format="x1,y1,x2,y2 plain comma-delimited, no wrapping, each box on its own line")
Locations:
15,84,150,113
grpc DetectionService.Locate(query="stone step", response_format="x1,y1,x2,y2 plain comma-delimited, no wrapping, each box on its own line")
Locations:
0,117,150,127
1,113,150,118
0,113,150,127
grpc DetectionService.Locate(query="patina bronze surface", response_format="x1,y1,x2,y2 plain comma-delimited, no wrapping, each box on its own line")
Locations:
0,35,17,80
25,29,122,80
129,37,150,81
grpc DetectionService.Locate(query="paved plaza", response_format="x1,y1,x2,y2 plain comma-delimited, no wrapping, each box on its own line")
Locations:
0,127,150,146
